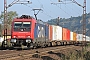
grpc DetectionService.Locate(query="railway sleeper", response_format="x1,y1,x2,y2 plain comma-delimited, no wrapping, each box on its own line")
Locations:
41,42,46,48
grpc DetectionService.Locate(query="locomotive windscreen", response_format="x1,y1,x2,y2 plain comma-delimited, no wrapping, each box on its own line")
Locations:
14,22,31,32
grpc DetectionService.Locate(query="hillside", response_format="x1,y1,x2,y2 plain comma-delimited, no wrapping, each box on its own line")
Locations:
47,13,90,36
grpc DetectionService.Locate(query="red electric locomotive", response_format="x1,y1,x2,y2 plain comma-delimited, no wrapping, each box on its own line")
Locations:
11,15,36,48
11,15,49,48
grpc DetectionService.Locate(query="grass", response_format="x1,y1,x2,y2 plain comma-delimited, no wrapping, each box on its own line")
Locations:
87,43,90,47
60,49,90,60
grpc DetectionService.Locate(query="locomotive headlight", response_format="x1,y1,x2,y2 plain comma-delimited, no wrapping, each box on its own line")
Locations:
11,39,16,43
26,39,31,43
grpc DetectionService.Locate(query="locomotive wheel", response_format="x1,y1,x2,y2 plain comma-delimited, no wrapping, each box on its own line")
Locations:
27,43,34,49
33,43,38,49
30,43,34,49
41,43,47,48
48,42,52,47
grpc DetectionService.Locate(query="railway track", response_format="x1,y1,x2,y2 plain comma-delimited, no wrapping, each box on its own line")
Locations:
0,45,81,60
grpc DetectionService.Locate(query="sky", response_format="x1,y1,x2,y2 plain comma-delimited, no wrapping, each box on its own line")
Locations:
0,0,90,22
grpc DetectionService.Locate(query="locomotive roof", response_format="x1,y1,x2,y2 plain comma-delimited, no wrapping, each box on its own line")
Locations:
16,15,34,19
14,15,48,25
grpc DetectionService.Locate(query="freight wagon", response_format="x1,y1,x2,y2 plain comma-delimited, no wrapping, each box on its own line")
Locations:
49,25,62,46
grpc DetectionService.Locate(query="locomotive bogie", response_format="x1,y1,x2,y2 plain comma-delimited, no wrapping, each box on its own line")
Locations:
11,39,16,43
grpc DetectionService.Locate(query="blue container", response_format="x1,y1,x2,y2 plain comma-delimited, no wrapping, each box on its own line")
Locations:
34,20,49,42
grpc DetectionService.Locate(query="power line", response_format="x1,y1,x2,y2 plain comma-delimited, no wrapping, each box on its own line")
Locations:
37,0,55,18
50,0,83,17
70,3,81,15
42,11,53,18
54,4,71,16
50,0,71,16
22,2,53,20
64,3,81,16
64,4,74,16
37,0,59,17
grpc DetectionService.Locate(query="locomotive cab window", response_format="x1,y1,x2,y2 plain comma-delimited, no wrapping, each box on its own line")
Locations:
14,22,22,28
14,22,31,31
23,22,31,28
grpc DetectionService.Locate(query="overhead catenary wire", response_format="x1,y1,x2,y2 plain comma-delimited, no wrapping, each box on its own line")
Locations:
64,3,81,17
36,0,55,19
59,0,82,13
55,4,71,16
32,0,54,19
9,0,83,20
21,2,53,19
50,0,71,16
37,0,59,18
70,3,81,16
16,0,82,20
50,0,82,18
8,0,20,8
64,3,74,16
32,0,81,20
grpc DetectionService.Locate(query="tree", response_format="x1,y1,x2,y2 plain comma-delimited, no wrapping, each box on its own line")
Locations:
0,11,18,35
0,11,18,25
0,24,2,36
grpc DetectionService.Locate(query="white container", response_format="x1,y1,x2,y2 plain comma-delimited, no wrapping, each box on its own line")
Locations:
51,25,62,41
86,36,90,41
70,32,73,41
77,34,83,41
52,25,57,40
57,26,62,41
88,36,90,42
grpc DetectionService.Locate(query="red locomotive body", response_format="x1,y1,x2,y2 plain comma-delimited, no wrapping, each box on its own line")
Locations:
11,15,36,47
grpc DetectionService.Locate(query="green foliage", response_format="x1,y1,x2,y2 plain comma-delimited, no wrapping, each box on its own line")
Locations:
84,51,90,60
88,43,90,46
0,11,18,35
63,50,90,60
0,11,18,25
0,24,2,36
